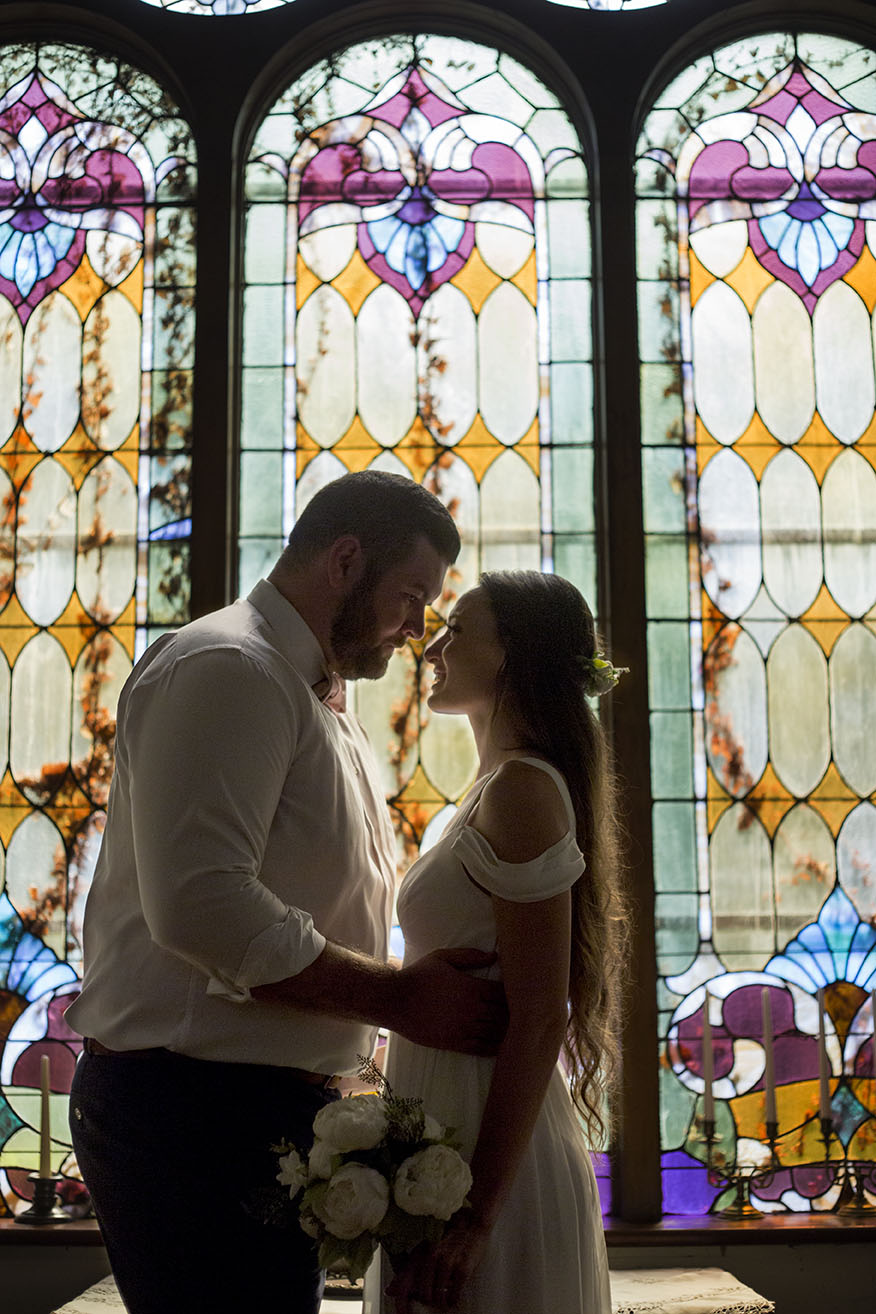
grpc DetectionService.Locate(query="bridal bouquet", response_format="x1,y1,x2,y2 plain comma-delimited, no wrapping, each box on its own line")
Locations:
270,1058,472,1281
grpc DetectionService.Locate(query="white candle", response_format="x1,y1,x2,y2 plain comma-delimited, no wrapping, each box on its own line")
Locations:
817,988,831,1123
761,987,777,1126
702,991,714,1121
39,1055,51,1179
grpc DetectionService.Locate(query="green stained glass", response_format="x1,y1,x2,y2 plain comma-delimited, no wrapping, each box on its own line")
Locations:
638,30,876,1213
0,40,196,1216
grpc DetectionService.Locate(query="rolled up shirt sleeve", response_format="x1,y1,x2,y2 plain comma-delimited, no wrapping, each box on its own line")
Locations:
124,643,325,996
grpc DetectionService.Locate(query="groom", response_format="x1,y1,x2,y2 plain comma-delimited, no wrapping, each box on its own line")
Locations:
67,471,504,1314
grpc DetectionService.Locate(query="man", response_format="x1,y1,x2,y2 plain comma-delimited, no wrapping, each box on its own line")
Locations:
67,471,503,1314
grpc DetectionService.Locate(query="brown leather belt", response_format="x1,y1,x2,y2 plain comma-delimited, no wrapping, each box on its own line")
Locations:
82,1037,341,1088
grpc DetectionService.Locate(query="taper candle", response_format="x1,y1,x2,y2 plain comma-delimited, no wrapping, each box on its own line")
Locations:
761,987,777,1125
39,1055,51,1179
702,991,714,1121
817,988,831,1122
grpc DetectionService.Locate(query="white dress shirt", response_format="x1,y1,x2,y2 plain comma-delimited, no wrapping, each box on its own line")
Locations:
66,581,396,1074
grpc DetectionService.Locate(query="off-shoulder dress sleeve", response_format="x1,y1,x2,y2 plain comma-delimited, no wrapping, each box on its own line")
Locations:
449,826,585,902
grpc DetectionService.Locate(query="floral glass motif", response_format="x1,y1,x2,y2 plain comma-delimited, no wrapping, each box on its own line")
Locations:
0,42,196,1217
637,32,876,1213
546,1,666,10
136,0,291,14
241,35,595,912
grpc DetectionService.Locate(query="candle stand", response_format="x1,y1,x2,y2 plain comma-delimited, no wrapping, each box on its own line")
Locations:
14,1173,73,1225
700,1118,781,1220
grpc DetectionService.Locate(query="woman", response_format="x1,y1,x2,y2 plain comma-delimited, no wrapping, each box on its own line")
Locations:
364,570,627,1314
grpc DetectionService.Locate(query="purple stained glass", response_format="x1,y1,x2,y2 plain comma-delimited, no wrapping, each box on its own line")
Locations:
0,74,145,320
297,67,534,317
687,64,876,311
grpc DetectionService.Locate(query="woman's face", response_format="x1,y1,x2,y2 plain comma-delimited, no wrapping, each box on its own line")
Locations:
425,586,506,717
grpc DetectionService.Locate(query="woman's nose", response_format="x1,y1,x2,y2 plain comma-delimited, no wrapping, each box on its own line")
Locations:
425,629,447,662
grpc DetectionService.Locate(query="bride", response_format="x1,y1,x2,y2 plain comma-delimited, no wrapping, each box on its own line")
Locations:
365,570,627,1314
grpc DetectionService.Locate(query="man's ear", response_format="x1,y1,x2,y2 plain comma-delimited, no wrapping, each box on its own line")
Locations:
326,535,364,589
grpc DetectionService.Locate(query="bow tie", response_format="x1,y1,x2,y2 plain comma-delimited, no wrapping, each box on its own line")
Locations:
312,671,347,714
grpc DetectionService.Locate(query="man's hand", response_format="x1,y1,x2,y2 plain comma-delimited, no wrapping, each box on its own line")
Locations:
390,949,507,1055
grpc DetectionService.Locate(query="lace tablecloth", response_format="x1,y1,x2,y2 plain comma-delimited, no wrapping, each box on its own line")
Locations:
56,1266,775,1313
610,1267,774,1314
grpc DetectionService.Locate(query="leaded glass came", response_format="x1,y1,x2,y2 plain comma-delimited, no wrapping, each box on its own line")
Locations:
637,32,876,1214
241,36,594,900
0,41,196,1216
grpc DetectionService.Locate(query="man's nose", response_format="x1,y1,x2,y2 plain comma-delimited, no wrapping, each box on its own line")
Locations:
403,600,426,639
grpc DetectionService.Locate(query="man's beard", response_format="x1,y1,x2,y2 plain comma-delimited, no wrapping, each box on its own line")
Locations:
330,581,395,680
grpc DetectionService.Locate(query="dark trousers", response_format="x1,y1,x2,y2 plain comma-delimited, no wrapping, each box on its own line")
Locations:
70,1048,339,1314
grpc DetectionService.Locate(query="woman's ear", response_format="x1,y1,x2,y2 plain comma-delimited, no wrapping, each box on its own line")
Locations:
326,535,364,589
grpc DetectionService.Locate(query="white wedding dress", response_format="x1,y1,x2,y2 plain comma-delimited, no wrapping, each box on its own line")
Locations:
363,758,611,1314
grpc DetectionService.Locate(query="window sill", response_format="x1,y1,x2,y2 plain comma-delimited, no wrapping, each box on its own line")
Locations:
3,1213,875,1246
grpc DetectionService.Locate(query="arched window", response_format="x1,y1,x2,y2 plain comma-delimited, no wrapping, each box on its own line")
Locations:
0,40,196,1216
637,31,876,1214
241,34,594,899
136,1,296,13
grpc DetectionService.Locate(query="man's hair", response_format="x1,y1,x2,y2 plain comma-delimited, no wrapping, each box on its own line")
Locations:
283,471,460,573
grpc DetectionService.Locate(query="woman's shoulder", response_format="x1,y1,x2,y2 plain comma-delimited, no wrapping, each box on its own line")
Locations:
476,758,571,863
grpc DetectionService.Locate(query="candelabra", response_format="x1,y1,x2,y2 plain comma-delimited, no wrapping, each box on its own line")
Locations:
14,1173,72,1225
699,1118,780,1220
830,1110,876,1216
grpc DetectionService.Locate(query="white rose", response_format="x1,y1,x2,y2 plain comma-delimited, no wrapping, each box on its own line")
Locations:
312,1094,388,1152
308,1137,337,1180
393,1144,472,1221
313,1163,390,1239
423,1114,444,1141
276,1149,308,1197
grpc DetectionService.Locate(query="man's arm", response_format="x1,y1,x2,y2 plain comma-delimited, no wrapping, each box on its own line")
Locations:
252,942,507,1056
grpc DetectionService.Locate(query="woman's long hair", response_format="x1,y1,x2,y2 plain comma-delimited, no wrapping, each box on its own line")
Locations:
479,571,628,1144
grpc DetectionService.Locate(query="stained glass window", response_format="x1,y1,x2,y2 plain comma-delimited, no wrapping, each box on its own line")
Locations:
136,0,293,13
241,35,593,955
0,41,196,1216
547,1,666,10
637,32,876,1214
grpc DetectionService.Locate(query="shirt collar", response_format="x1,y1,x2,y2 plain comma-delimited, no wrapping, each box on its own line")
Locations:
246,579,328,687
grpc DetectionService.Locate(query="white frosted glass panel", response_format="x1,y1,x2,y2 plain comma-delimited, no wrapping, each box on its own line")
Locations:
822,450,876,617
10,633,72,802
5,812,66,954
773,804,836,941
480,452,540,572
476,224,533,278
424,453,479,597
760,449,822,617
698,449,762,618
15,458,76,626
689,221,748,278
705,627,767,796
838,803,876,920
692,282,755,443
418,284,477,445
85,232,141,287
711,804,774,966
830,622,876,797
296,286,355,446
357,285,416,445
752,283,815,445
299,226,357,283
71,634,131,799
294,450,348,516
23,292,81,452
82,291,141,451
77,458,138,623
814,282,875,444
0,297,21,444
353,645,418,796
0,650,9,778
478,284,538,444
767,624,831,797
419,710,478,804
